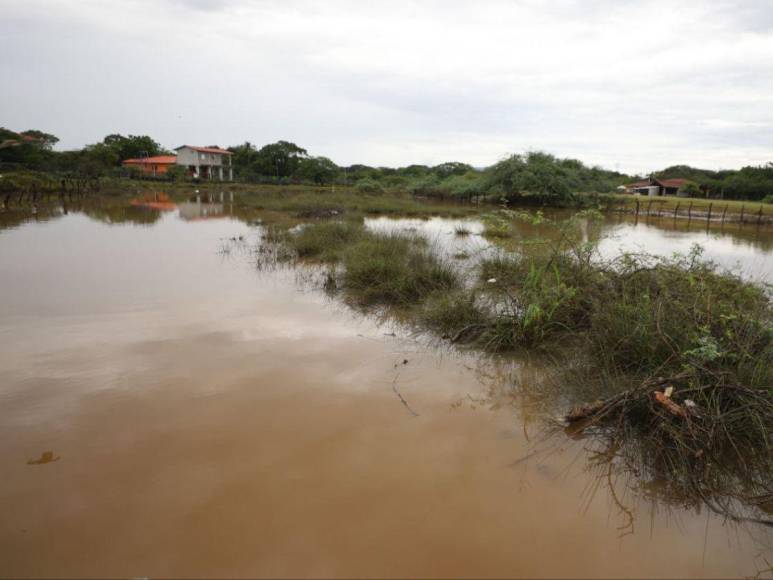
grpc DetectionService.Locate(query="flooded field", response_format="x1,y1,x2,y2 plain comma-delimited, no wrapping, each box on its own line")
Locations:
0,199,771,577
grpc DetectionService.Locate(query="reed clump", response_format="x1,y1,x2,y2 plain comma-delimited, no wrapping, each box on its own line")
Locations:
341,233,460,305
290,220,363,261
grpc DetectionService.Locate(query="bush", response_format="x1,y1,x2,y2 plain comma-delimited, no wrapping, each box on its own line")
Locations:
355,178,384,194
166,165,189,182
679,181,702,197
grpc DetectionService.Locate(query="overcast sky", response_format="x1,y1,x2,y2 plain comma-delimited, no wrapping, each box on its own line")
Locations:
2,0,772,173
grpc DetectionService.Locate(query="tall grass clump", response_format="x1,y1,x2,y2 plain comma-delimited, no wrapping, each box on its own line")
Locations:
342,233,460,305
421,290,488,336
290,220,363,261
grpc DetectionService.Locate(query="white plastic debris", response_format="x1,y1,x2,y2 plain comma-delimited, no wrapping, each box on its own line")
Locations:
487,278,497,283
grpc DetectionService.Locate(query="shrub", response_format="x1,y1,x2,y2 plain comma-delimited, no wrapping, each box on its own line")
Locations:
355,178,384,194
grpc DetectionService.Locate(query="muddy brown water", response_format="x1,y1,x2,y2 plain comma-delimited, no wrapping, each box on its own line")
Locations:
0,202,771,577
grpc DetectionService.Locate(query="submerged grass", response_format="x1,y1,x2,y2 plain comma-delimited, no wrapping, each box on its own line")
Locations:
342,232,460,305
258,211,773,526
290,220,363,261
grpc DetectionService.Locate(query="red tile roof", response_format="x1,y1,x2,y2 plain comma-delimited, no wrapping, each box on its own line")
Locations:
122,155,178,165
175,145,233,155
655,178,690,188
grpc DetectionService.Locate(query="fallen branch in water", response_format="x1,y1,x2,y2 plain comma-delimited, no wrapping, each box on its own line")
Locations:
392,372,419,417
563,369,773,528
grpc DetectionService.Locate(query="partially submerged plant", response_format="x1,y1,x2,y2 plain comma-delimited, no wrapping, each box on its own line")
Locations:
255,210,773,526
341,232,460,305
290,220,363,261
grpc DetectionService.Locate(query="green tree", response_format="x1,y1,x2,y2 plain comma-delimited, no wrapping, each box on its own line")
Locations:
100,134,166,163
486,152,574,202
679,181,702,197
296,156,338,185
432,162,474,178
19,130,59,149
0,127,59,168
253,141,308,178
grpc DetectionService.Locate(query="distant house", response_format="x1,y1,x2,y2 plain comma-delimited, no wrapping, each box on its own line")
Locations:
174,145,233,181
623,177,693,196
122,155,178,177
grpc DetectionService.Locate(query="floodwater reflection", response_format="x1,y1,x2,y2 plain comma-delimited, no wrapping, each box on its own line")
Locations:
0,201,771,577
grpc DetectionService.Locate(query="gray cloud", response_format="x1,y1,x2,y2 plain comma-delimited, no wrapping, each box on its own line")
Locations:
1,0,772,172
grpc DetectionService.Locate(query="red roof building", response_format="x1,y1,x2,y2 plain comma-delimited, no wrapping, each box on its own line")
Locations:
121,146,235,181
122,155,178,177
623,177,695,196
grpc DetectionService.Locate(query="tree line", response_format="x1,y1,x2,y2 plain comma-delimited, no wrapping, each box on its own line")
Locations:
2,127,772,202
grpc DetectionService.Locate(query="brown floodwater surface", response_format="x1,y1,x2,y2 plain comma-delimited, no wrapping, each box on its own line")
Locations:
0,206,771,577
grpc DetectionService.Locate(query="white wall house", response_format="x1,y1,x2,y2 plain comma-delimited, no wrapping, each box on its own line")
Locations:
174,146,234,181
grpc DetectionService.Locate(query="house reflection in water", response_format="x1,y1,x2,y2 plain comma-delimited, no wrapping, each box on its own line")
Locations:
129,192,178,211
178,193,234,221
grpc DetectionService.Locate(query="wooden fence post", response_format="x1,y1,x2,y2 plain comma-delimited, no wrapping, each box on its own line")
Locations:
674,202,680,219
706,202,713,224
721,204,728,225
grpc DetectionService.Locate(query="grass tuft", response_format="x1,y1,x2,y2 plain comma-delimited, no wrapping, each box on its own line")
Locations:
342,233,460,305
289,220,363,261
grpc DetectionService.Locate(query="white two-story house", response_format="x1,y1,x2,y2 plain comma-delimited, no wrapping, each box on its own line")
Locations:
174,145,234,181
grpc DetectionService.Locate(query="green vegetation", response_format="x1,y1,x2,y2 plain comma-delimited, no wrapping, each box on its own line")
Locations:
3,124,773,205
258,212,773,525
235,188,477,218
354,178,384,194
290,221,363,261
656,163,773,202
278,221,460,305
342,233,459,305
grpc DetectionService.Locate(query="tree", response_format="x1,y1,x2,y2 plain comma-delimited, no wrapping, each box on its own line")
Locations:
679,181,702,197
0,127,59,168
432,162,474,179
485,152,574,202
99,134,166,163
296,156,338,185
253,141,308,178
20,130,59,149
